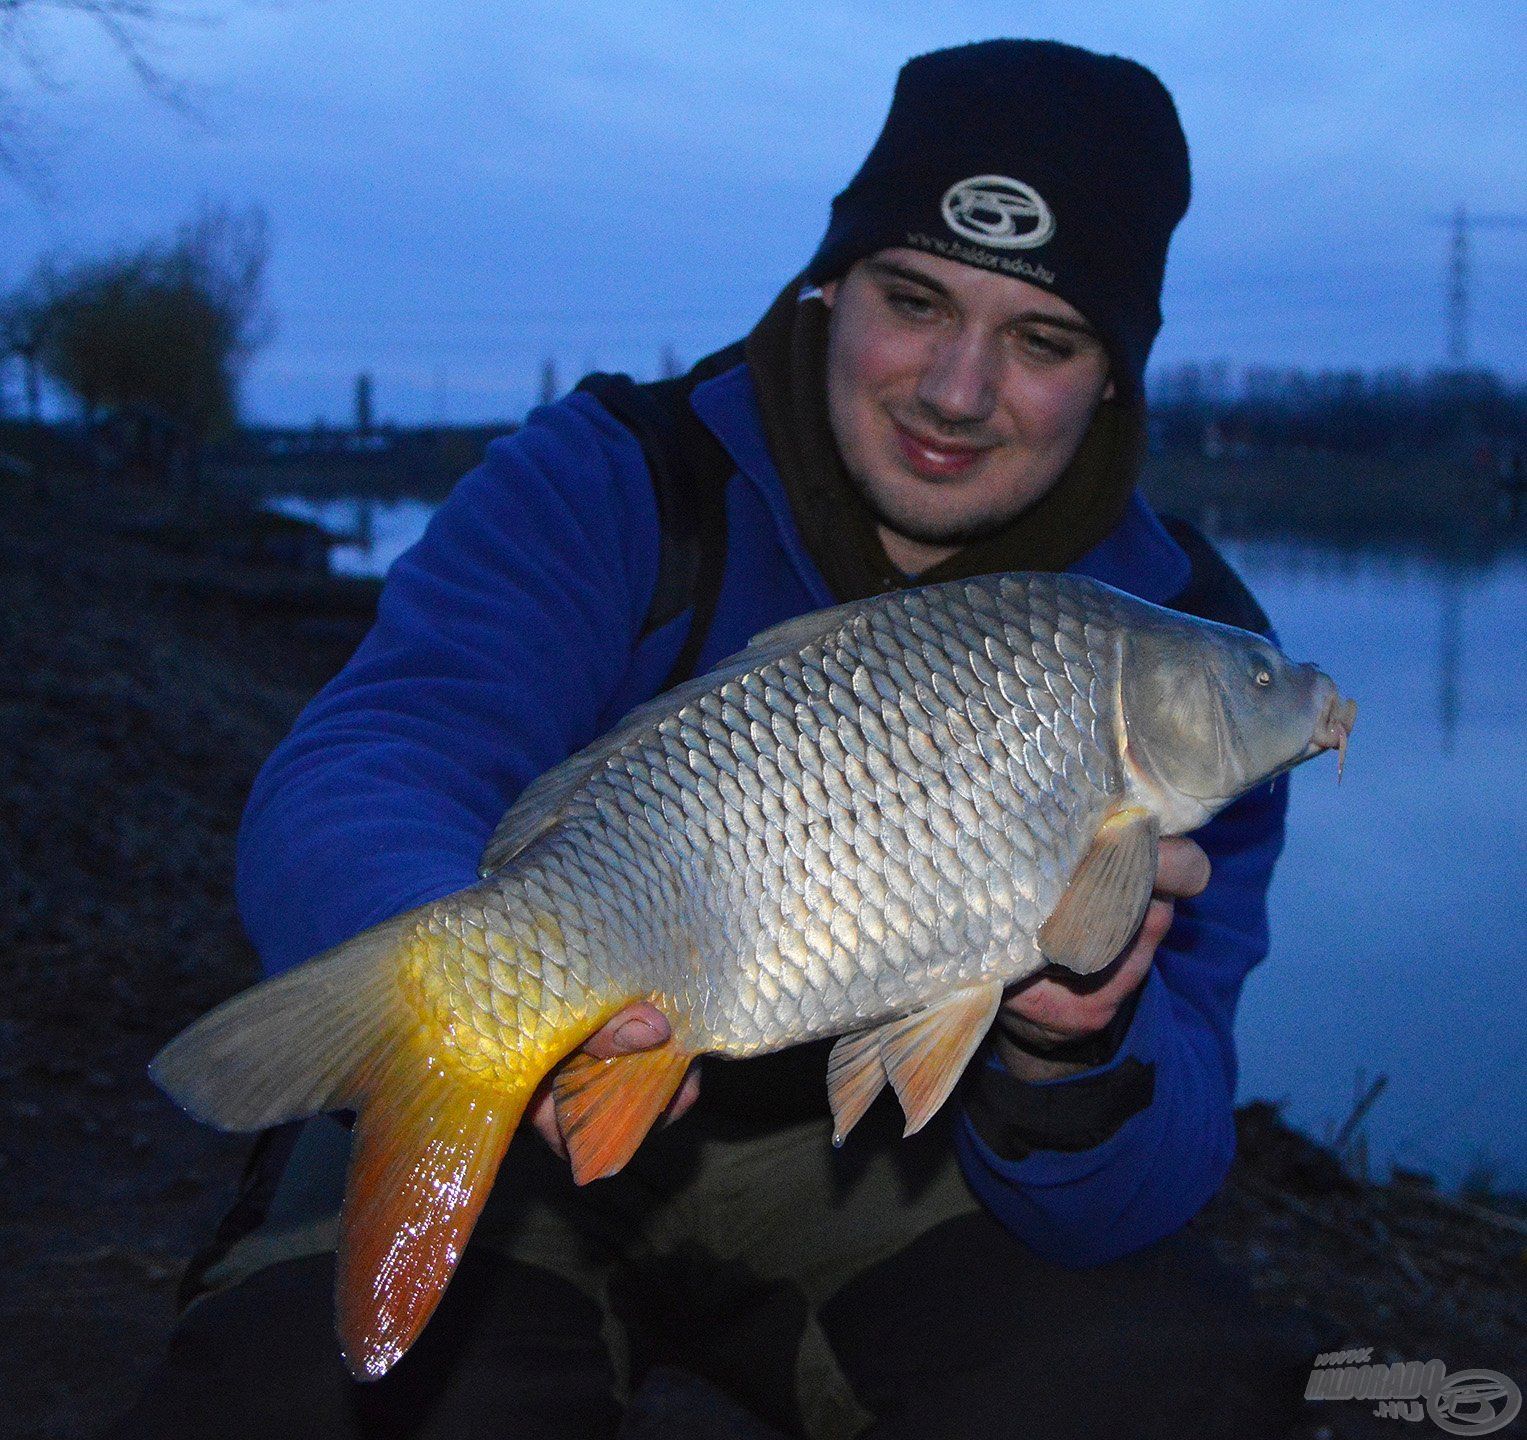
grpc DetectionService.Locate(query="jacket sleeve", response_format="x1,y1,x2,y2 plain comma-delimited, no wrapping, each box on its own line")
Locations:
236,395,661,976
954,773,1289,1266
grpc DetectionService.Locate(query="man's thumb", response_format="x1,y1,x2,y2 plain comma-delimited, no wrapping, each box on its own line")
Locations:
586,1002,672,1058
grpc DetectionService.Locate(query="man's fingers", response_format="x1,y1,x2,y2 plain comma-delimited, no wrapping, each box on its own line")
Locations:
1000,897,1173,1042
582,1000,672,1060
1137,896,1175,948
1155,837,1210,899
527,1083,568,1159
661,1064,702,1127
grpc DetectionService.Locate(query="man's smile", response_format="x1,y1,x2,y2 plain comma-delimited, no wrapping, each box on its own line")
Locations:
890,417,994,479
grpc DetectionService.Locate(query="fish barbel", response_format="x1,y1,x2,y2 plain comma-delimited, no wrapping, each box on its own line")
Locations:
152,571,1356,1377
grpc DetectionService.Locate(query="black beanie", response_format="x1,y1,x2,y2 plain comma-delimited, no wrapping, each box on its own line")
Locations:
804,39,1191,398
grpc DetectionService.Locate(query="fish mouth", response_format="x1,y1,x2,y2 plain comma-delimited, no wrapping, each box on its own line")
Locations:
1308,685,1359,782
1260,679,1358,786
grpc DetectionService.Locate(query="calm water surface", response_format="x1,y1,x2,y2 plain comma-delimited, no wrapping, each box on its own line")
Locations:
271,497,1527,1190
1225,541,1525,1190
269,495,437,578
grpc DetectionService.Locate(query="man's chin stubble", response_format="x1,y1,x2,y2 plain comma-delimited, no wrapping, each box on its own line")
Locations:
852,474,1031,552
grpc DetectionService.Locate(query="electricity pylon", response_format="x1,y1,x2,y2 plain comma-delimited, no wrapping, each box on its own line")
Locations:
1432,206,1527,367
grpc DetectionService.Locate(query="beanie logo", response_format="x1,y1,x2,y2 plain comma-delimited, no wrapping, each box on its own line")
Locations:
940,175,1055,250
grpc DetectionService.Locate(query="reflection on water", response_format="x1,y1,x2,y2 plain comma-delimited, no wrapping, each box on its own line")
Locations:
1225,540,1526,1191
265,494,437,578
267,495,1526,1190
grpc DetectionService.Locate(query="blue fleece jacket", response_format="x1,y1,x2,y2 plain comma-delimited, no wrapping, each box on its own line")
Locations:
236,361,1287,1268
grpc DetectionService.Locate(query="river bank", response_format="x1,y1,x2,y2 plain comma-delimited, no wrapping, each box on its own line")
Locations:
2,474,1521,1439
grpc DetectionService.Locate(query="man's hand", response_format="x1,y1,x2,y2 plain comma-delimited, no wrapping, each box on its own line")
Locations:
527,1001,701,1161
996,837,1211,1081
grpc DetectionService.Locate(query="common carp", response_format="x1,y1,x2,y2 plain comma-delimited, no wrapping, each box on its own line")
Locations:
152,571,1355,1378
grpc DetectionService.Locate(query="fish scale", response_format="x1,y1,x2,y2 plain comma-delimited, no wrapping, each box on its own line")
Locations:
427,572,1128,1060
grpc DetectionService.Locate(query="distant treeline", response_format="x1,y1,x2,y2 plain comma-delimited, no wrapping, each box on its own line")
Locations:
1148,364,1526,456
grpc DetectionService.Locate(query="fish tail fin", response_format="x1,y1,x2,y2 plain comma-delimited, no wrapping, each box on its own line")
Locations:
335,1042,523,1378
149,905,570,1379
149,913,416,1133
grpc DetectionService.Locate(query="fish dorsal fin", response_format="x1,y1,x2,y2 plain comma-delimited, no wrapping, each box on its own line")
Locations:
828,983,1002,1144
479,600,876,876
479,748,612,875
736,597,874,659
1038,805,1160,975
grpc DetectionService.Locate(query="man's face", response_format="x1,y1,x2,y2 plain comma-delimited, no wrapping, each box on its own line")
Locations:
820,247,1114,574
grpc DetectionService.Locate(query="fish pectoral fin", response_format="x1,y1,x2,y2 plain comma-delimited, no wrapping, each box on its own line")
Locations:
552,1042,694,1185
830,984,1003,1143
1038,805,1160,975
826,1028,889,1146
339,1054,520,1380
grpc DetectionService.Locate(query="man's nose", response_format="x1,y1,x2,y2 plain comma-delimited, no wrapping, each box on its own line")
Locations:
915,330,997,426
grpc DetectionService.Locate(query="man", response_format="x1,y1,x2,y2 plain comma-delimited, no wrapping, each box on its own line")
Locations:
115,39,1312,1440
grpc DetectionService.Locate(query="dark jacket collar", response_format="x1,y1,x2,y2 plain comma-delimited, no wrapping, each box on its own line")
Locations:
692,360,1190,610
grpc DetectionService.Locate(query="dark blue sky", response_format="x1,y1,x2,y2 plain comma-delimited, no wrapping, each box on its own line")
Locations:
6,0,1524,424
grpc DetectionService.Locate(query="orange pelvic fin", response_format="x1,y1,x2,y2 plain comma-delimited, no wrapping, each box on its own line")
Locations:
829,982,1002,1143
826,1027,888,1146
337,1043,523,1379
552,1042,693,1185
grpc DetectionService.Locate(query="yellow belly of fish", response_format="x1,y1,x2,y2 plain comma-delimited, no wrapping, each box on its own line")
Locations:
397,909,620,1092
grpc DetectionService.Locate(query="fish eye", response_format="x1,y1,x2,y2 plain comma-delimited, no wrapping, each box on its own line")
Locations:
1253,669,1273,688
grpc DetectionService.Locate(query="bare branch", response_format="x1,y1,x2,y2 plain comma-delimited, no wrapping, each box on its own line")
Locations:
1,0,234,180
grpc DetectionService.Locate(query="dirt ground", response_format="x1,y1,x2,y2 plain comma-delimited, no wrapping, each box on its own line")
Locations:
3,474,1522,1440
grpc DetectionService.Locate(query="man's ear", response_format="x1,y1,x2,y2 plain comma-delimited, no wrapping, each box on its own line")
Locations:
818,279,840,309
1103,376,1116,402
